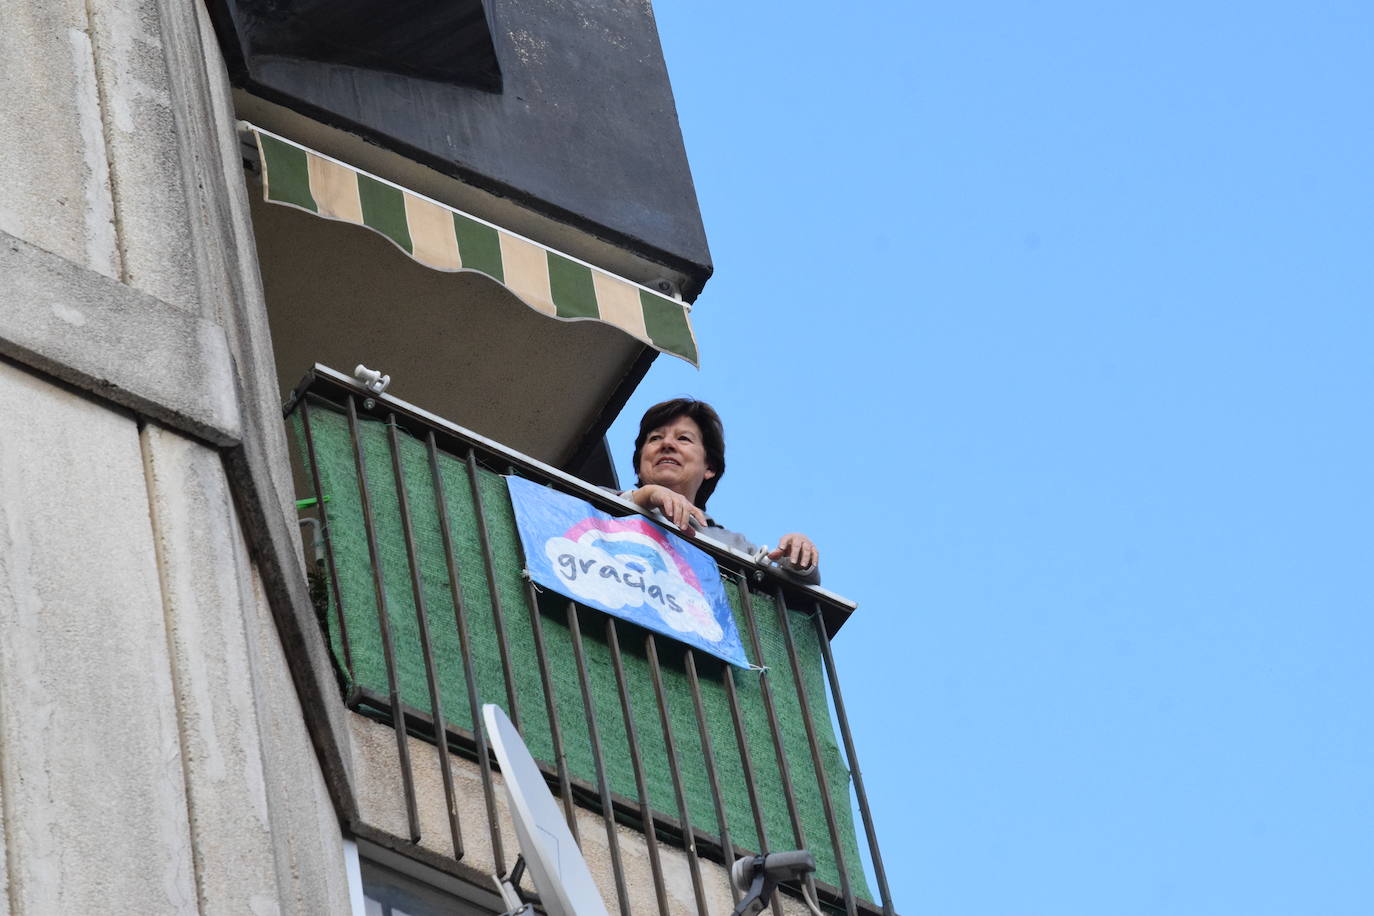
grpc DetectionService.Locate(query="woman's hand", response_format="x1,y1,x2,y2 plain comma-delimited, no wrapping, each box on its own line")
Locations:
769,533,818,571
630,484,707,536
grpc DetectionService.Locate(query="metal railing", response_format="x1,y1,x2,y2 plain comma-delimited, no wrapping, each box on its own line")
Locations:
285,364,895,916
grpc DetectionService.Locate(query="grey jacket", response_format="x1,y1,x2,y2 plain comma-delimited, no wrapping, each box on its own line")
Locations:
697,516,821,586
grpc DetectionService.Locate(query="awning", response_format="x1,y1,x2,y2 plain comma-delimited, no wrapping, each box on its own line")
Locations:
241,123,699,366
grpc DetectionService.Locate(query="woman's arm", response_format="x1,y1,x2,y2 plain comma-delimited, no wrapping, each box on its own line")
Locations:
623,484,707,536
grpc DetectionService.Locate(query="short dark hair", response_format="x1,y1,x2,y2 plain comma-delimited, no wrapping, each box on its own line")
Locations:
632,398,726,508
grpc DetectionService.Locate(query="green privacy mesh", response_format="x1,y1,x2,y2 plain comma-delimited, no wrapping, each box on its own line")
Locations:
290,396,869,898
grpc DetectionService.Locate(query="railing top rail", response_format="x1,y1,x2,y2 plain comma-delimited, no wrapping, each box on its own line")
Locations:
286,364,860,634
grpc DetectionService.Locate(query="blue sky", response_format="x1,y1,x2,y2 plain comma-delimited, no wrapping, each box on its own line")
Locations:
608,2,1374,913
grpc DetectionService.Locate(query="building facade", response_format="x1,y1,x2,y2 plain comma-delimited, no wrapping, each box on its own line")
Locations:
0,1,892,912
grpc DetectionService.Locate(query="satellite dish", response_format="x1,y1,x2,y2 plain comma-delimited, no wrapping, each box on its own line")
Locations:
483,704,611,916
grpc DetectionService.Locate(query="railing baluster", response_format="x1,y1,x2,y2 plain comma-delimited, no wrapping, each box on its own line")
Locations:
464,450,522,729
813,599,895,916
509,467,579,840
298,397,353,680
721,662,782,916
734,575,815,903
520,576,579,840
773,586,853,915
718,575,782,916
645,634,710,916
605,618,671,914
684,649,738,904
387,415,465,859
346,395,421,843
567,603,631,915
427,432,505,872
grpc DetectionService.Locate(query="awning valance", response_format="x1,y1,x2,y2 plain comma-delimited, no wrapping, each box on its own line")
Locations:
242,124,699,366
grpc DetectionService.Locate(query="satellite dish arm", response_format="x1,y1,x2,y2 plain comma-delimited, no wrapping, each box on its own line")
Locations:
493,855,536,915
731,856,774,916
731,850,821,916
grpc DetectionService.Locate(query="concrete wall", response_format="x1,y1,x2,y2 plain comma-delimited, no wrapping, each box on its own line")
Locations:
0,368,350,913
347,713,823,915
0,0,353,910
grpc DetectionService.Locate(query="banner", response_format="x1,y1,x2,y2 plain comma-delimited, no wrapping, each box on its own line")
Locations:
506,476,749,668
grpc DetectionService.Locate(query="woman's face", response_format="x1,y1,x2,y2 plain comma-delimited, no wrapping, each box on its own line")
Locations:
637,414,715,504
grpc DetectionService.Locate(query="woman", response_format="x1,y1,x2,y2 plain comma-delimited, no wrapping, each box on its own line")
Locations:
623,398,820,583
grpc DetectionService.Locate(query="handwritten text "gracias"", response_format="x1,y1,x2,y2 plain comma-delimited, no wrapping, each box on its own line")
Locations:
556,553,688,615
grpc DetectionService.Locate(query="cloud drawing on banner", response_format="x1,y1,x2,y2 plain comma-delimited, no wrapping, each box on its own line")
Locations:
544,521,724,644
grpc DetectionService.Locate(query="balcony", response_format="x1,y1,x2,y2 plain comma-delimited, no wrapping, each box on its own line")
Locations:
285,365,895,915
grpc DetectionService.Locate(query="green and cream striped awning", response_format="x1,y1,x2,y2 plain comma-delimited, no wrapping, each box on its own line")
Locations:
243,123,699,365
